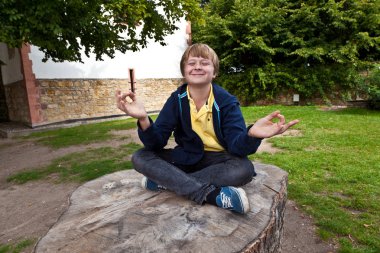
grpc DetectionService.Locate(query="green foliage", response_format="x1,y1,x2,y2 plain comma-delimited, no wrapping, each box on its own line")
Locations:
364,65,380,110
0,0,202,62
245,105,380,252
193,0,380,103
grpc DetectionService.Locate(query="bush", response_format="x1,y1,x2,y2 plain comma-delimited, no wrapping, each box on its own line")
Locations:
193,0,380,103
366,66,380,110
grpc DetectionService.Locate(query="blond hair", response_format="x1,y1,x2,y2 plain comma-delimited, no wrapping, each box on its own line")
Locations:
180,43,219,76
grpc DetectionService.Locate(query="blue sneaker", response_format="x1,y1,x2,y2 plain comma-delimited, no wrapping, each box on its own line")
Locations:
216,186,250,214
141,177,166,191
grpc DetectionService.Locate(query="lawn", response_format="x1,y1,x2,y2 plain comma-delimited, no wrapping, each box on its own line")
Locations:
7,105,380,253
245,105,380,253
22,118,138,148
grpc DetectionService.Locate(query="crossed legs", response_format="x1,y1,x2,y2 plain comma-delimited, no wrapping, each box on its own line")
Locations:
132,148,256,204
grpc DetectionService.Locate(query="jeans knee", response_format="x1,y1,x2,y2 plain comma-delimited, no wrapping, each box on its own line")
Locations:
131,149,153,173
232,159,256,185
131,149,141,165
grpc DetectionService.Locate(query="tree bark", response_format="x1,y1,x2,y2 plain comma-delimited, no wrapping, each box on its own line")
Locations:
35,162,288,253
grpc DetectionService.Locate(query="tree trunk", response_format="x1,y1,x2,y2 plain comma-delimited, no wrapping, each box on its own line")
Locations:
35,163,288,253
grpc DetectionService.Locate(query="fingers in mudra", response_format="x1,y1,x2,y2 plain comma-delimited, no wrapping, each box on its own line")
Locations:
250,111,299,138
116,90,134,113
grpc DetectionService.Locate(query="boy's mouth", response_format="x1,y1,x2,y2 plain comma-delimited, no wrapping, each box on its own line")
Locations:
190,72,205,75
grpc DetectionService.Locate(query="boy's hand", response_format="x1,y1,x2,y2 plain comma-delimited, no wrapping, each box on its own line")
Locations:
115,90,148,120
248,111,299,139
115,90,151,130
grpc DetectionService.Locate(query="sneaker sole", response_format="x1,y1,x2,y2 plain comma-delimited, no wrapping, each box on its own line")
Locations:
235,187,250,214
141,177,148,190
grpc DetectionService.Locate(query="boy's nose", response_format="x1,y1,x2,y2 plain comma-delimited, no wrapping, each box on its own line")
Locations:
195,62,202,69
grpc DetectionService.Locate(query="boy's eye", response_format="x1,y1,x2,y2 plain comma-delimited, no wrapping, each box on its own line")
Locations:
187,61,211,66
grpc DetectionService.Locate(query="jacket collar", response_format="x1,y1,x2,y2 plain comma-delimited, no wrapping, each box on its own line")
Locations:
178,83,237,109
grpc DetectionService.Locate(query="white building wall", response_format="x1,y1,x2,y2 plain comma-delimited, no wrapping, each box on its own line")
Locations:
29,20,188,79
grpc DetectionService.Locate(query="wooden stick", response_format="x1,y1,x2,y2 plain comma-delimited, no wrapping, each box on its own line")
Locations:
128,68,135,93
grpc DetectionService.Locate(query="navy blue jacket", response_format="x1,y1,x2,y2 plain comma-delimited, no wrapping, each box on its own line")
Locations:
138,83,262,165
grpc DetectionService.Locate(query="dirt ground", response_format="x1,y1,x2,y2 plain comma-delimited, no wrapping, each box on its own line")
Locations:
0,129,337,253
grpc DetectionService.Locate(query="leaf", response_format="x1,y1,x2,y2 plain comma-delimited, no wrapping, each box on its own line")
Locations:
0,0,202,62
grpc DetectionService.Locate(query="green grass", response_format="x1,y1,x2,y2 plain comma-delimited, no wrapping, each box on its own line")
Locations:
7,107,380,252
0,239,34,253
23,118,138,148
7,142,141,183
244,106,380,253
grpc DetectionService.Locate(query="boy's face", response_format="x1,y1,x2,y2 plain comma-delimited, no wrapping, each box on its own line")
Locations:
184,56,216,87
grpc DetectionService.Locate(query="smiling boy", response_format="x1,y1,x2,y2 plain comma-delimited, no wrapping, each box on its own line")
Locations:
116,43,298,214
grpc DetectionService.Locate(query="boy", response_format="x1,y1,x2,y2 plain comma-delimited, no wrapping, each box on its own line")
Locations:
116,43,298,214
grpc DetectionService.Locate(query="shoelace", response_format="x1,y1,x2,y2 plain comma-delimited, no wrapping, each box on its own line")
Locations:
220,192,233,208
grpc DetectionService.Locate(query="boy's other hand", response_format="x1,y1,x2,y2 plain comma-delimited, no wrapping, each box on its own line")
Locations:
248,111,299,139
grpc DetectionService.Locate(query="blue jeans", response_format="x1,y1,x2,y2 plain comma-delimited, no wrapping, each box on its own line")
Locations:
132,148,256,204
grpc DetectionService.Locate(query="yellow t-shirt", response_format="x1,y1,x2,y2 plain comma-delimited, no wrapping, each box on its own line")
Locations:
187,85,225,151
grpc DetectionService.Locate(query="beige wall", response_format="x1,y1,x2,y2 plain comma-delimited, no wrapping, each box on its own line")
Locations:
37,78,183,125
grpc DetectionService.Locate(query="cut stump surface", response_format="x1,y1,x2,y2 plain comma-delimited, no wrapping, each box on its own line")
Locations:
35,163,288,253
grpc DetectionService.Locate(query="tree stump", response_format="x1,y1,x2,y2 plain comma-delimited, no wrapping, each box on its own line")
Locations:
34,163,288,253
